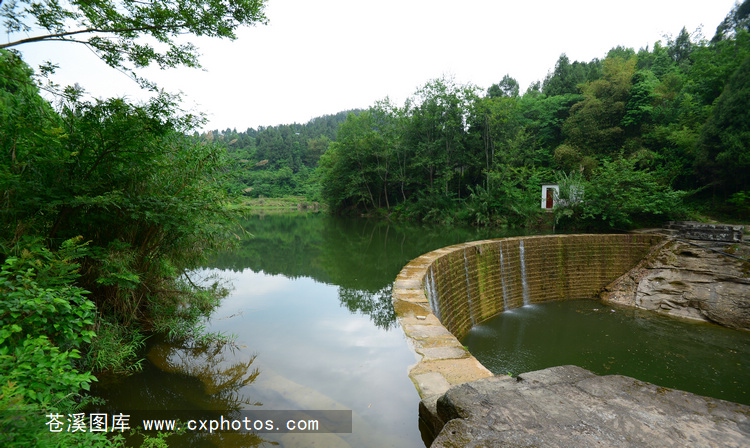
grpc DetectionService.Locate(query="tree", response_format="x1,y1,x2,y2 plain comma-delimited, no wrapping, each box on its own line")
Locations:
488,74,519,98
0,0,268,86
666,27,695,70
1,50,237,335
542,54,600,96
407,76,479,195
712,0,750,42
555,155,686,229
697,54,750,195
561,55,637,157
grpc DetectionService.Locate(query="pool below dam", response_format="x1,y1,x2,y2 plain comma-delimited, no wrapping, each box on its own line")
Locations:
462,299,750,406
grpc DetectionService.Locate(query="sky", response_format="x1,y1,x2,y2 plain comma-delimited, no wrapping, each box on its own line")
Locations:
7,0,740,132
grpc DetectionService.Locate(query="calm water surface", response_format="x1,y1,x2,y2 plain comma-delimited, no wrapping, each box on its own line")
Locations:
93,213,523,447
463,300,750,405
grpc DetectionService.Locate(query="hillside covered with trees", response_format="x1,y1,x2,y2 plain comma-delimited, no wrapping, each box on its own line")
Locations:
229,2,749,228
206,109,361,198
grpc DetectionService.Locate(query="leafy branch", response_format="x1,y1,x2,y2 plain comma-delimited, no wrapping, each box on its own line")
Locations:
1,0,268,87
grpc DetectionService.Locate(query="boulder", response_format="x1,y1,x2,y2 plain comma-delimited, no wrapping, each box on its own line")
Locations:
602,239,750,330
428,365,750,448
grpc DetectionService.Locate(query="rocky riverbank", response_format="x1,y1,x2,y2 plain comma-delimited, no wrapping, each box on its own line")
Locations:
601,227,750,330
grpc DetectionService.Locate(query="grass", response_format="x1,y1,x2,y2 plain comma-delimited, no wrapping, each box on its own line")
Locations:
231,196,324,213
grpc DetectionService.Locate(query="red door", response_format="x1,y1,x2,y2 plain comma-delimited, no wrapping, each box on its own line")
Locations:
545,188,554,208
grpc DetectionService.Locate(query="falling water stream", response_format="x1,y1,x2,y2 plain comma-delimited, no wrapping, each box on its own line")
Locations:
519,240,529,306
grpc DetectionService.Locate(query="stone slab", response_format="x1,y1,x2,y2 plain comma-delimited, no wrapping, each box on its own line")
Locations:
427,365,750,448
410,358,493,388
664,221,744,242
414,372,452,397
416,346,470,361
404,324,454,339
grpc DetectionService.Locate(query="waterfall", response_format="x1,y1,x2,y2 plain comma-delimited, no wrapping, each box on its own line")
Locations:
425,266,441,320
520,240,530,306
499,242,509,310
464,249,476,325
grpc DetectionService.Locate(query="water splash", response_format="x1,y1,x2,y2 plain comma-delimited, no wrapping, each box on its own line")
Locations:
520,240,530,306
464,249,476,325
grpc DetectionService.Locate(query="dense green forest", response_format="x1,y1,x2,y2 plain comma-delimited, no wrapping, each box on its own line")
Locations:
225,3,749,228
205,109,361,199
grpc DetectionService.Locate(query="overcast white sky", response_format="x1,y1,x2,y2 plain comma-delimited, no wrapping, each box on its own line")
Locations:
8,0,739,131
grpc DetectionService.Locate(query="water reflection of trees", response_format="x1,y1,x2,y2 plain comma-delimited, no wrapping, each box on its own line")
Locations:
148,342,261,411
338,285,397,330
206,213,508,329
146,342,269,447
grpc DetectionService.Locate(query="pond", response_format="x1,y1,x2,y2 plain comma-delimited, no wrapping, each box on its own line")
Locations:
462,299,750,406
92,212,525,447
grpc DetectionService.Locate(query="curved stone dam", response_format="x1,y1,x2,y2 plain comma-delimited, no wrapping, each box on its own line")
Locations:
392,233,750,447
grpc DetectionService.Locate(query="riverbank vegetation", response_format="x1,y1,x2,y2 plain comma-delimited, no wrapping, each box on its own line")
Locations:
0,49,240,447
1,0,267,446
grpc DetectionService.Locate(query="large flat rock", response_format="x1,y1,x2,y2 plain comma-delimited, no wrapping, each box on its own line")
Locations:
429,365,750,448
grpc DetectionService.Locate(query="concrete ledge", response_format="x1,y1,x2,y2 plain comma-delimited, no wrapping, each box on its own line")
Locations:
664,221,745,242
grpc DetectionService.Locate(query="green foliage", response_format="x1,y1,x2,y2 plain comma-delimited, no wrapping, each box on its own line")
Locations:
1,0,268,87
727,191,750,219
542,54,602,96
562,55,637,157
461,167,547,227
0,239,94,347
0,240,131,448
556,156,687,229
0,239,95,402
319,17,748,227
148,275,230,342
216,111,359,200
85,318,147,373
696,54,750,194
0,381,126,448
1,55,239,334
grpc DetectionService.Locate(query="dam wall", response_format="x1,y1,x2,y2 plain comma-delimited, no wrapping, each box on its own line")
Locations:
425,234,663,340
392,233,664,400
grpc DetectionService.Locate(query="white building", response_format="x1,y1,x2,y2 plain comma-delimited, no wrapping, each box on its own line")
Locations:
541,184,559,210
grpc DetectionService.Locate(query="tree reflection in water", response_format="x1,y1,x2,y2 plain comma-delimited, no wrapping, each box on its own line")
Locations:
145,341,270,447
148,341,261,410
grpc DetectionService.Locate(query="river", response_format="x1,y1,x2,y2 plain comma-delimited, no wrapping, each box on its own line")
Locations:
92,212,522,447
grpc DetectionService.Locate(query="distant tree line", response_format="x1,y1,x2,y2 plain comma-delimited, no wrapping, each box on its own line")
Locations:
203,110,362,199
